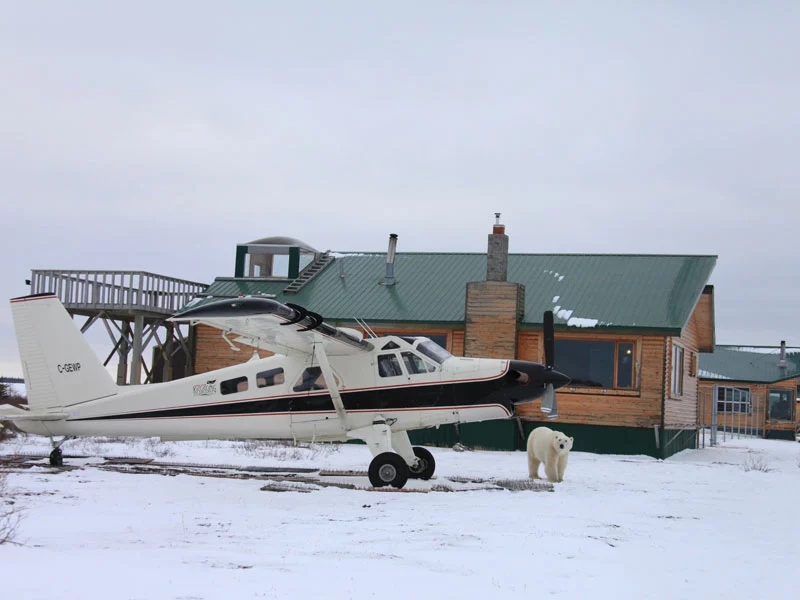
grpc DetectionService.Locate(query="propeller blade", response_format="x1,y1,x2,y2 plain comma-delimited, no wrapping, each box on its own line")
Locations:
543,310,555,370
540,383,559,420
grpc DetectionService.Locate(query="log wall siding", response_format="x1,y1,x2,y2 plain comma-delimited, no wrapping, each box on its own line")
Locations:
194,324,264,374
464,281,524,359
451,330,465,357
515,330,666,428
698,377,800,434
663,305,703,428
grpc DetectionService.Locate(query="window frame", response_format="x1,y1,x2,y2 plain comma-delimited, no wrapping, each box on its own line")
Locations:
553,337,639,391
377,354,404,378
401,351,437,375
767,388,795,421
221,376,249,396
256,367,285,389
292,367,341,392
716,386,751,414
671,343,685,398
375,331,451,353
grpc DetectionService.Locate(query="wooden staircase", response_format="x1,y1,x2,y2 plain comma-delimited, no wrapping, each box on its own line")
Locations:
283,252,333,294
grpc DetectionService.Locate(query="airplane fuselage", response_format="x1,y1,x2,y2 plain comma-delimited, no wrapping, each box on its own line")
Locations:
16,336,549,442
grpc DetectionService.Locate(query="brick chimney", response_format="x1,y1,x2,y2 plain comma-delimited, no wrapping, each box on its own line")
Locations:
464,215,525,359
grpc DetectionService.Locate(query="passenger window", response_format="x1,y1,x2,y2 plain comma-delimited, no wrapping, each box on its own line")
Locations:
378,354,403,378
402,352,436,374
256,368,285,388
221,376,248,395
293,367,340,392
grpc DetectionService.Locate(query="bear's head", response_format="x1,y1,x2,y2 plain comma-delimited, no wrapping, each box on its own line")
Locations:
552,432,573,455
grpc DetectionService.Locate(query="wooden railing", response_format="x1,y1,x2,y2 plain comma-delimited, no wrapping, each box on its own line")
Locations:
30,270,208,315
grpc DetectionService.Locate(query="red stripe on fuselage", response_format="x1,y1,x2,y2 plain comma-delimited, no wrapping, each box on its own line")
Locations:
94,363,510,418
10,295,58,304
74,403,513,422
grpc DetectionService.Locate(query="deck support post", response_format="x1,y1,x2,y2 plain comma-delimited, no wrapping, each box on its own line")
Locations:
131,315,145,385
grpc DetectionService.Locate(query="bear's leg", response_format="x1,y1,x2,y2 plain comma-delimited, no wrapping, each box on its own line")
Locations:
544,457,558,483
557,453,569,482
527,452,541,479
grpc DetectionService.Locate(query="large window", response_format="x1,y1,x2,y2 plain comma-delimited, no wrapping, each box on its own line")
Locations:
401,352,437,374
293,367,341,392
716,387,750,414
671,344,685,397
256,368,284,388
554,340,635,389
378,354,403,378
221,376,248,395
768,389,794,421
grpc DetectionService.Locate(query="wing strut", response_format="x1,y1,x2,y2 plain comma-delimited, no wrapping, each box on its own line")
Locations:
312,335,348,431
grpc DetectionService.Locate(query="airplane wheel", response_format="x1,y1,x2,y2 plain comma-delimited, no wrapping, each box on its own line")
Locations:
49,448,63,467
408,446,435,480
368,452,409,489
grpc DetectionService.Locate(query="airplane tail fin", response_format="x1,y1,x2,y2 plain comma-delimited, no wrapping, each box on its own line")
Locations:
10,294,117,411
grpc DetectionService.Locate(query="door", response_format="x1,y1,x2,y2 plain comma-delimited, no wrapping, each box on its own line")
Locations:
767,389,794,421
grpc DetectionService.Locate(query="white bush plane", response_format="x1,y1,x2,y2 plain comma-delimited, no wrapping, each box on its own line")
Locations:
0,294,569,489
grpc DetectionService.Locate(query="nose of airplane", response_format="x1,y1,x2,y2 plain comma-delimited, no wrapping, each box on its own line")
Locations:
505,361,571,405
544,368,570,390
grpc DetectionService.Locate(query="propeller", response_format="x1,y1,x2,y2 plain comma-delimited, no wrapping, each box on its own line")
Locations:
540,310,559,420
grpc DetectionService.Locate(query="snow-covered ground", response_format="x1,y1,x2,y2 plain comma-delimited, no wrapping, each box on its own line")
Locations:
1,434,799,599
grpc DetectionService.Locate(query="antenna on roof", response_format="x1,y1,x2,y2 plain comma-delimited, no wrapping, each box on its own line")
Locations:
354,317,378,339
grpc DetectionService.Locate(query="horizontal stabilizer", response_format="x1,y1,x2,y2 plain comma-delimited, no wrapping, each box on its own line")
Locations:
0,404,68,421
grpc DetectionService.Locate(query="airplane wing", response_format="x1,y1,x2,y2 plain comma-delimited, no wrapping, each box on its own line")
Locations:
170,297,374,357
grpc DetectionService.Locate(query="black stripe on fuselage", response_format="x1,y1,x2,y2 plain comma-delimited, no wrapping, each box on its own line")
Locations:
69,378,520,422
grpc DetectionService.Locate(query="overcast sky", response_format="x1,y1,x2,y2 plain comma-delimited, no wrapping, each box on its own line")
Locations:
1,2,799,377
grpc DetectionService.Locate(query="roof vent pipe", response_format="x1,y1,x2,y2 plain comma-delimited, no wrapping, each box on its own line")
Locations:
487,214,508,282
381,233,398,286
778,340,788,368
493,212,505,235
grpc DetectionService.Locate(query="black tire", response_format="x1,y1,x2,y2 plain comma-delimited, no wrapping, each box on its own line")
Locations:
368,452,409,489
408,446,435,480
49,447,63,467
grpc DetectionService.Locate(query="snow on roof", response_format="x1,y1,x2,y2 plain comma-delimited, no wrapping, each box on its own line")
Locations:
698,369,732,380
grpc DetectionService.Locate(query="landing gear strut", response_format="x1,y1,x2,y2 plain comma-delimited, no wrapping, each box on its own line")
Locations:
349,420,436,489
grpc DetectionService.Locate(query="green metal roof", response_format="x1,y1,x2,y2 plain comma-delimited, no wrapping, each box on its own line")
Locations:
183,252,716,332
699,346,800,384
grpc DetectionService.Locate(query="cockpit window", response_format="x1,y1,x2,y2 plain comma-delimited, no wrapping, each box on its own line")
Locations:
416,341,452,364
293,367,340,392
401,352,437,374
377,354,403,378
381,341,400,350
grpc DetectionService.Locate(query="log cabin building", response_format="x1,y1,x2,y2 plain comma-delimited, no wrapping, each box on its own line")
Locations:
181,224,717,458
698,345,800,440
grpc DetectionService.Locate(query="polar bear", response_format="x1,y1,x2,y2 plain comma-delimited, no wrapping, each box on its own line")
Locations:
527,426,573,482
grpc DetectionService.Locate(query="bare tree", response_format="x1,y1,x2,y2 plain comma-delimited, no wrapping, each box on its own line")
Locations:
0,383,22,544
0,470,21,545
0,383,23,442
